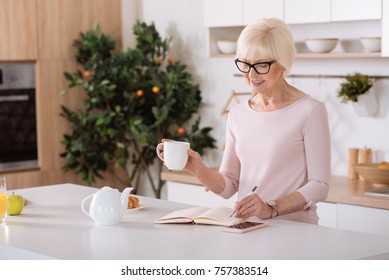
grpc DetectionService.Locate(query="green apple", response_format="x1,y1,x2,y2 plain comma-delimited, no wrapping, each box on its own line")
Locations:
7,192,25,215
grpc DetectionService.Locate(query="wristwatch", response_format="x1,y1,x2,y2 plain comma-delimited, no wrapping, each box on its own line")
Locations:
267,200,279,217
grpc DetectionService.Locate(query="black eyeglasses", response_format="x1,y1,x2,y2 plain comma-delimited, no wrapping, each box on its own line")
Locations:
234,59,276,75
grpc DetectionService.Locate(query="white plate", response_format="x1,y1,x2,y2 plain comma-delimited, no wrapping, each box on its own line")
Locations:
126,203,146,212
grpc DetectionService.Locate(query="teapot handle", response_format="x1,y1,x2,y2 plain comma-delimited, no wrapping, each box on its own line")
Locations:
81,194,94,217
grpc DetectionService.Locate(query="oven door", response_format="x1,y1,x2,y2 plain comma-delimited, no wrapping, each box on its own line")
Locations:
0,88,38,171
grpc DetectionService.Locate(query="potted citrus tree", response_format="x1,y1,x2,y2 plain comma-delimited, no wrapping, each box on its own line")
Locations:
337,72,377,116
60,21,217,198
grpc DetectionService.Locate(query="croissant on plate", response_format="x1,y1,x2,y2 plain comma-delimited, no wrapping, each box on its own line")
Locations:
127,195,140,209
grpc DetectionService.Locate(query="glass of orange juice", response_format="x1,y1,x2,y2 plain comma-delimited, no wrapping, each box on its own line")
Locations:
0,177,6,223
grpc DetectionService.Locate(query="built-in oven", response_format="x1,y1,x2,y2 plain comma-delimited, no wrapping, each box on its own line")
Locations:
0,63,38,171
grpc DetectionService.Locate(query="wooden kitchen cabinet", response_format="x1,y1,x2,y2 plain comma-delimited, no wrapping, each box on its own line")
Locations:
0,0,38,60
37,0,122,60
1,0,126,190
34,0,124,188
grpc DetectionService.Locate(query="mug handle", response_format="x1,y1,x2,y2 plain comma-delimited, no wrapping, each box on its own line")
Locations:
81,194,93,217
156,143,164,161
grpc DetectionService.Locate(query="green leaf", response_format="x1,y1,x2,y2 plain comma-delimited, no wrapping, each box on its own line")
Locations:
116,142,125,149
100,80,110,86
60,89,69,96
96,117,105,126
64,72,73,81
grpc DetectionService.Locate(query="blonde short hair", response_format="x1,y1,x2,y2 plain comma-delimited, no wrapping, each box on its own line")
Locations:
236,18,295,76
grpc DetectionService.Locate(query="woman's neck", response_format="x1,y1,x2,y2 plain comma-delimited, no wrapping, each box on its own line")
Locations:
249,82,305,112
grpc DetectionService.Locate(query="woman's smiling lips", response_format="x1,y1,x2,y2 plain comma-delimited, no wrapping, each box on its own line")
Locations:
251,80,264,86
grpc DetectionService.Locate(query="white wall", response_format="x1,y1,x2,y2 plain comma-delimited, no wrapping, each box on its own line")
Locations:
123,0,389,179
121,0,141,49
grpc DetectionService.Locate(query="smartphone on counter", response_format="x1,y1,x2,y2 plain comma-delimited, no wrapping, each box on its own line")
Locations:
223,221,268,233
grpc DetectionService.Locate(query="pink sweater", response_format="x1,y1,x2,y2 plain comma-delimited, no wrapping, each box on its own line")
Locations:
219,95,331,223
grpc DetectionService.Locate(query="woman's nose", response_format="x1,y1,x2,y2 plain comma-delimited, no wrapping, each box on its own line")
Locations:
248,67,259,78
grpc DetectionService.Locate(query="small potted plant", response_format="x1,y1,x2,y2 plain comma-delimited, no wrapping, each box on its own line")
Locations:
337,72,377,116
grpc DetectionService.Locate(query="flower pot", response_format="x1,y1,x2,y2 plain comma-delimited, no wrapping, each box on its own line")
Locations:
352,87,378,117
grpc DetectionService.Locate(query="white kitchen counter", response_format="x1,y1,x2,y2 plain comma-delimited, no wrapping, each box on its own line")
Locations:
1,183,389,260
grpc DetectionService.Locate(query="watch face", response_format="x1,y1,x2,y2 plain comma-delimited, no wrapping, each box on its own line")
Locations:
268,200,276,207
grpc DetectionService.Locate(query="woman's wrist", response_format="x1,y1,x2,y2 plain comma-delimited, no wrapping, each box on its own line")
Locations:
266,201,279,219
264,204,274,219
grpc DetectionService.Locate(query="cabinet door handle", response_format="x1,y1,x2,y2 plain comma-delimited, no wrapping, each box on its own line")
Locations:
0,95,29,102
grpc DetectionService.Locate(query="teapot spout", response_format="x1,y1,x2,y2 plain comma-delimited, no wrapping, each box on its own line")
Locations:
120,187,134,208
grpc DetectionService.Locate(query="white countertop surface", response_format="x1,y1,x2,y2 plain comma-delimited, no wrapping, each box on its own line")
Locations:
1,183,389,260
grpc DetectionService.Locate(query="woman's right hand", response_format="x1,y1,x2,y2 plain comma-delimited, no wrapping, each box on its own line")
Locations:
158,139,203,174
184,149,204,175
157,139,206,182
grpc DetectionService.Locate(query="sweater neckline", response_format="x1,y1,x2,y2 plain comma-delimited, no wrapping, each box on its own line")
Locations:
246,94,309,114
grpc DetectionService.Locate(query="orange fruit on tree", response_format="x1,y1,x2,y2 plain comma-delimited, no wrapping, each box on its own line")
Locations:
136,89,144,97
177,127,185,135
167,57,174,64
83,70,91,79
152,86,160,94
156,56,163,64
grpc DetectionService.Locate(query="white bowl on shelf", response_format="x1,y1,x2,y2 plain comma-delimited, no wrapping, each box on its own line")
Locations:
216,40,237,54
305,38,338,53
360,37,381,52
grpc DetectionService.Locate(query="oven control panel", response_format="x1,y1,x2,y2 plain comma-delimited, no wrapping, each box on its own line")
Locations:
0,63,35,90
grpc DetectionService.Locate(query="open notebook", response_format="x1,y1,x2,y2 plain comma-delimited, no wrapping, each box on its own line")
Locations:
154,206,244,226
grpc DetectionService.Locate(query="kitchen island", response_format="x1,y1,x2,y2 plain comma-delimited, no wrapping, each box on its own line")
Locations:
161,171,389,237
1,183,389,260
161,171,389,210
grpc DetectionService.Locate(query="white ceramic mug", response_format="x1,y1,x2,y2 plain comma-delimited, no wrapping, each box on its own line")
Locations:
156,141,190,170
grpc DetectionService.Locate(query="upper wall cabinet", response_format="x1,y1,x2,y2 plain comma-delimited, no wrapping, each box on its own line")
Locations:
36,0,122,60
203,0,242,27
284,0,381,24
204,0,283,27
285,0,331,24
0,0,38,61
332,0,382,21
242,0,283,25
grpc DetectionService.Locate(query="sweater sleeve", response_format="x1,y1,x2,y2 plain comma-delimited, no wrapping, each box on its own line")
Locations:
297,102,331,204
218,113,240,199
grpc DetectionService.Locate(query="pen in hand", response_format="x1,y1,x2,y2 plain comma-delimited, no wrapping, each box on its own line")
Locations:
229,186,258,218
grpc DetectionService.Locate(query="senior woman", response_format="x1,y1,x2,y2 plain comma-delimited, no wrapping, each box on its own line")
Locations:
160,18,331,224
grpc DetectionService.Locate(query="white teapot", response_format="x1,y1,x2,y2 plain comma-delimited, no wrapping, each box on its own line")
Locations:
81,186,133,226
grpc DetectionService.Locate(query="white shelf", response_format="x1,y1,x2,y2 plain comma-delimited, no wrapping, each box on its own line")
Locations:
210,52,383,59
295,52,382,58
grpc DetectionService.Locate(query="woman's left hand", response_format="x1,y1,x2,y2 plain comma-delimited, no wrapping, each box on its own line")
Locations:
234,194,272,220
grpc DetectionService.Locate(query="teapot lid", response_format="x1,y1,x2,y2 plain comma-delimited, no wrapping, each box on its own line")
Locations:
99,186,115,191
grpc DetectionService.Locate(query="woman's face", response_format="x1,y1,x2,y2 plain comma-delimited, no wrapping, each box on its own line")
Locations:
240,58,285,94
